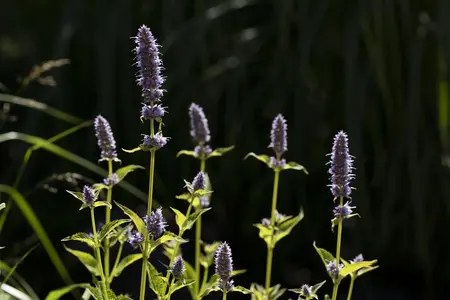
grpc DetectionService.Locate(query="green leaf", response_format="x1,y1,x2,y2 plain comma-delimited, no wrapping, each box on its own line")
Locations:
0,203,6,211
340,260,377,278
66,190,84,203
176,150,197,158
115,165,145,182
311,280,326,294
230,286,252,294
92,201,112,209
254,224,272,246
110,253,143,279
208,145,235,158
117,295,133,300
313,241,335,270
92,183,108,192
170,207,186,233
0,185,75,289
62,232,95,248
115,201,146,235
200,241,221,268
184,261,196,297
98,219,130,241
274,209,304,245
183,207,211,231
146,262,168,297
244,152,271,166
150,231,187,253
63,245,99,276
356,264,379,277
44,283,91,300
282,161,309,174
122,147,142,153
168,279,195,296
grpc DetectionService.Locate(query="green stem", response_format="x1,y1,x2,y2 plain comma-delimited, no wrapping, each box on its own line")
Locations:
163,195,195,297
166,278,176,300
195,156,206,298
264,169,280,294
222,291,227,300
332,196,344,300
347,276,355,300
104,159,113,287
111,242,124,279
90,208,109,300
140,120,156,300
200,266,209,295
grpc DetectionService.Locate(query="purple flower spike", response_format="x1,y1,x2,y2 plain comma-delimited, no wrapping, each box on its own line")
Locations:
144,207,167,239
328,131,354,198
94,115,117,161
192,171,206,192
142,133,169,149
269,114,287,158
127,229,144,248
83,185,96,204
333,201,356,219
171,256,185,279
135,25,164,104
326,260,343,279
141,103,166,121
351,254,364,263
103,173,119,186
215,242,234,291
189,103,211,144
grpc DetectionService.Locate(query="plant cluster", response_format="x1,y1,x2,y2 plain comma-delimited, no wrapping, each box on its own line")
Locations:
0,24,378,300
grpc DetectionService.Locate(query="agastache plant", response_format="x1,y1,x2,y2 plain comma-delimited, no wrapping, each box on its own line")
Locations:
311,131,378,300
121,24,170,300
62,115,144,300
177,102,234,299
245,113,307,300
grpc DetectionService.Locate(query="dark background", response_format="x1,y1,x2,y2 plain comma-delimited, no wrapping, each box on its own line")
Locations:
0,0,449,299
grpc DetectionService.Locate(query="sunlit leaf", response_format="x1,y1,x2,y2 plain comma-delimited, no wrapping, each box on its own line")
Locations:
122,147,142,153
183,207,211,231
208,145,235,158
230,285,252,294
44,283,91,300
66,190,84,203
63,245,99,276
171,207,186,233
244,152,270,166
282,161,308,174
274,210,304,245
168,279,195,296
115,201,146,235
98,219,130,241
62,232,95,248
176,150,197,158
313,242,335,270
92,201,111,209
340,260,377,278
146,261,168,297
115,165,145,182
110,253,142,279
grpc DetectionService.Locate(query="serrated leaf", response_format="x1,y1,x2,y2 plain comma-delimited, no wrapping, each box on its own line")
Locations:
230,286,252,294
282,161,309,174
183,207,211,231
66,190,84,203
356,264,379,277
92,201,112,209
122,147,142,153
150,231,187,253
274,210,304,245
110,253,142,279
244,152,271,166
92,183,108,192
62,232,95,248
340,260,377,278
313,242,335,270
63,245,99,276
98,219,130,241
170,207,186,233
116,165,145,182
208,145,235,158
115,201,145,235
176,150,197,158
146,262,168,297
311,280,326,294
168,279,195,296
44,283,91,300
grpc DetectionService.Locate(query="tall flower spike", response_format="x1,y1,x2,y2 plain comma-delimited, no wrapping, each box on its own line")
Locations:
135,25,164,104
144,207,167,239
215,242,234,291
94,115,118,161
328,131,354,198
83,185,96,204
189,103,211,144
269,114,288,158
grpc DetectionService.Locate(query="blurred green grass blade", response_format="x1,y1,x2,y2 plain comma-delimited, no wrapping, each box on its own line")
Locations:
0,131,148,203
1,244,39,287
438,49,449,147
0,121,93,234
0,261,39,300
0,282,33,300
0,185,74,292
0,93,83,124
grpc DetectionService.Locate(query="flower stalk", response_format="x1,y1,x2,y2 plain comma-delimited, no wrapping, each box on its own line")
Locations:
90,207,109,300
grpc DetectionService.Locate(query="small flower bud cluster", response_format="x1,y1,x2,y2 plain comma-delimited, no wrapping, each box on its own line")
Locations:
144,207,167,239
189,103,212,159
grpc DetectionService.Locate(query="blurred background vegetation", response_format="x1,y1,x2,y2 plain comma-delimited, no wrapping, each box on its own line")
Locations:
0,0,449,299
